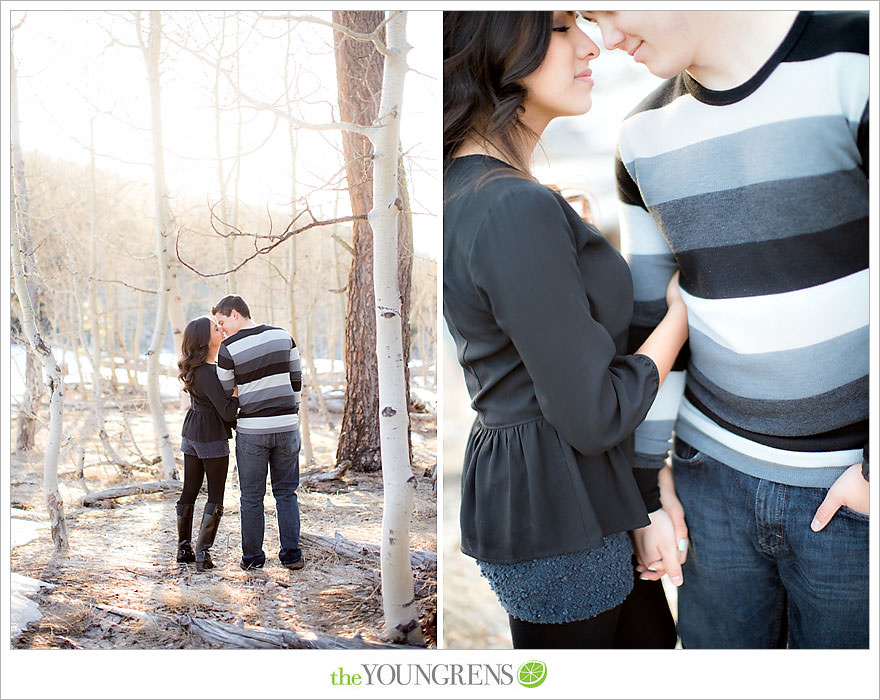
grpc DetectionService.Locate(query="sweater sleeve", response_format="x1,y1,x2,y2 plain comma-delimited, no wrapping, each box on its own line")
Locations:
217,343,235,397
617,148,688,469
470,184,659,458
861,443,869,482
198,365,239,424
857,99,868,179
289,336,302,412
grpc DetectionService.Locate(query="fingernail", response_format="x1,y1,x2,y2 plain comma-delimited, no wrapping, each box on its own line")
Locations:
639,575,651,581
672,575,683,586
810,518,821,532
678,538,687,552
647,566,657,572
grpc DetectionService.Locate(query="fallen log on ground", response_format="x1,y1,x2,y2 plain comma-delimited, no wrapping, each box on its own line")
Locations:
185,616,403,650
409,411,436,423
300,460,350,484
80,480,183,506
300,531,436,571
95,604,401,650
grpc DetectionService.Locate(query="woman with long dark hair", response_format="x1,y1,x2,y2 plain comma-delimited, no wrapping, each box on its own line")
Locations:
444,11,689,648
176,316,238,571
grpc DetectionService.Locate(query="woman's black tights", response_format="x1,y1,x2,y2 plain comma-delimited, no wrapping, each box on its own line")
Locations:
508,575,678,649
509,604,622,649
179,453,229,505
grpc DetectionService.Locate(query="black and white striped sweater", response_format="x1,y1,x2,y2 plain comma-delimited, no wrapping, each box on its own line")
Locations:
217,324,302,435
616,11,869,486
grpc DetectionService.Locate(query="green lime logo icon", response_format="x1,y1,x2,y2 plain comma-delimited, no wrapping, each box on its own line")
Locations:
517,660,547,688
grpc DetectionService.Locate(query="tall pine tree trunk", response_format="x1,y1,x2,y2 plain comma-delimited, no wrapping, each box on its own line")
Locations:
333,9,385,472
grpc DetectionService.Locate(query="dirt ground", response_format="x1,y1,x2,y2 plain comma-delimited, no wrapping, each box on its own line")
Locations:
10,380,437,650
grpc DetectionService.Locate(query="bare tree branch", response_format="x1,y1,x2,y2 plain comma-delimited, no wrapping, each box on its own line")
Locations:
88,277,157,295
175,203,366,278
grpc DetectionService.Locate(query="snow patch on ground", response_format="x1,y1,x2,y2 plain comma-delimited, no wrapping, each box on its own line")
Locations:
11,573,55,641
11,512,46,548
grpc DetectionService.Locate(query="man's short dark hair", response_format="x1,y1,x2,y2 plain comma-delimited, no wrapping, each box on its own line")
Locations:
212,295,251,319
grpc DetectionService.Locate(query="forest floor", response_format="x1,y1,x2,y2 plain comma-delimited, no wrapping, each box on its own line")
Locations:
10,379,437,650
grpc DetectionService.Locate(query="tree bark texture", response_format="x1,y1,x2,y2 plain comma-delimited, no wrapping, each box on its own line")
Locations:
332,9,385,473
16,350,42,452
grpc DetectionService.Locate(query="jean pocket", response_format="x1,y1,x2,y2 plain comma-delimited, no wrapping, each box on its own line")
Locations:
238,435,266,457
838,505,870,522
276,431,300,457
672,437,705,466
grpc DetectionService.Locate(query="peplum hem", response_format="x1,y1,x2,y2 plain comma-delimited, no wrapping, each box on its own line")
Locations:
460,415,651,564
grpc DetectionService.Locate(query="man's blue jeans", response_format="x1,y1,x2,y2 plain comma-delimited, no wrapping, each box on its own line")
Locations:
235,430,302,566
673,437,868,649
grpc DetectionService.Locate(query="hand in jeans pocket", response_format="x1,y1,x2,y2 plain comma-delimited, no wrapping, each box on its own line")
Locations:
811,463,869,532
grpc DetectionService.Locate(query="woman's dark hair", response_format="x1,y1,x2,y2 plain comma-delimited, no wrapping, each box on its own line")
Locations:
178,317,212,393
444,11,553,175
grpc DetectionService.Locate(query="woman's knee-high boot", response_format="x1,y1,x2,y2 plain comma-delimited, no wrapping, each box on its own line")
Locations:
195,503,223,571
176,503,196,563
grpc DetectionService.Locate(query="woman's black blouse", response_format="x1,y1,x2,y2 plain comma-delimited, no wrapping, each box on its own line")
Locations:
180,363,239,442
443,155,660,564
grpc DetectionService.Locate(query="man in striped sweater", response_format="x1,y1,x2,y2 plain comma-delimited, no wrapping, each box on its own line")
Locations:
213,295,305,570
582,10,869,647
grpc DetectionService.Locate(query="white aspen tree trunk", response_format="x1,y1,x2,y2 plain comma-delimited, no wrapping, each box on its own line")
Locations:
12,36,44,454
130,293,144,387
140,10,176,481
167,263,186,359
11,52,68,551
289,245,313,467
306,312,333,431
110,285,122,392
228,14,244,292
168,260,188,410
284,36,314,466
331,186,343,373
214,11,232,294
368,11,423,644
87,116,105,429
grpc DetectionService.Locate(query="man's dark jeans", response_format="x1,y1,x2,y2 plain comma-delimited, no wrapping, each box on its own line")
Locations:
673,437,868,649
236,429,302,567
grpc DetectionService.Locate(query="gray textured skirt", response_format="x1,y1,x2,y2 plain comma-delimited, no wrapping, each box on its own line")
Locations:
477,530,634,624
180,436,229,459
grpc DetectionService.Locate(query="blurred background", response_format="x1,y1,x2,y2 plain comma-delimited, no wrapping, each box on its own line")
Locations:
441,18,666,649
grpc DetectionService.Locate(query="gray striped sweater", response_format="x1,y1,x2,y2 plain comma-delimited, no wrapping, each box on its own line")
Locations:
616,11,868,487
217,324,302,435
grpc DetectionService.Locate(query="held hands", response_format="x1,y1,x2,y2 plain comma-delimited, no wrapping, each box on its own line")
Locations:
631,507,684,587
811,463,869,532
657,465,688,566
